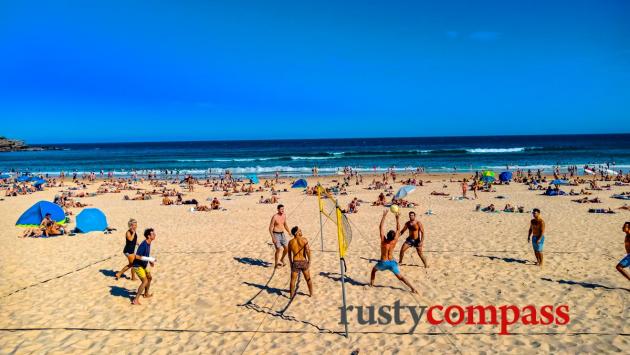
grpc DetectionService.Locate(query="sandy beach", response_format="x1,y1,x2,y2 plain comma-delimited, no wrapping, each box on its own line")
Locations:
1,173,629,354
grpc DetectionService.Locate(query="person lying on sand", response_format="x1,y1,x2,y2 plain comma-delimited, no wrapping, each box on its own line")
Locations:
19,227,44,238
588,208,615,214
503,204,515,212
431,191,449,196
194,203,210,212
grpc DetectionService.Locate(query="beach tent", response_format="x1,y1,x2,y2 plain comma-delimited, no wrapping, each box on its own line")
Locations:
499,171,513,182
551,179,569,186
17,176,32,182
33,178,46,187
0,173,11,179
291,179,308,188
16,201,66,227
75,208,108,233
395,185,416,200
246,174,259,184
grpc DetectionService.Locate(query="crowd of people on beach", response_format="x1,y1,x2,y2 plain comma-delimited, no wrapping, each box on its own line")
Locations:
5,164,630,306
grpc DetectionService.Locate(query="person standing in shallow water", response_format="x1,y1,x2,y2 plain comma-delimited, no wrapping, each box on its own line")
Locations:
528,208,546,267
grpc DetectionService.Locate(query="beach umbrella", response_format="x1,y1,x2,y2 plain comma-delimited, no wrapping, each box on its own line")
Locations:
0,173,11,179
481,175,495,183
395,185,416,200
17,176,32,182
246,174,259,184
482,171,495,178
75,208,108,233
16,201,66,227
551,179,569,186
291,179,308,188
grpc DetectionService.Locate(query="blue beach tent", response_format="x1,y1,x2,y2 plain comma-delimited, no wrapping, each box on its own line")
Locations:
75,208,108,233
0,173,11,179
246,174,260,184
499,171,513,182
291,179,308,188
551,179,569,186
16,201,66,227
17,176,32,182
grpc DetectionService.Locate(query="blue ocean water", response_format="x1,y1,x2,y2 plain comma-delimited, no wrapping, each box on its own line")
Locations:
1,134,629,177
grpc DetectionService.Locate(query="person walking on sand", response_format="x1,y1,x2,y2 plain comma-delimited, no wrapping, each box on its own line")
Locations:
370,210,418,293
115,219,138,280
461,180,468,199
398,211,428,268
528,208,546,267
615,222,630,281
131,228,157,305
269,204,291,268
288,226,313,298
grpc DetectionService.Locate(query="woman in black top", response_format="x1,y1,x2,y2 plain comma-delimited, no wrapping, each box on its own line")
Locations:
115,219,139,280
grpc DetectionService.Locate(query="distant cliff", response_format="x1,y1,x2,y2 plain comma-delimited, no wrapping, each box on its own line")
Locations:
0,137,55,152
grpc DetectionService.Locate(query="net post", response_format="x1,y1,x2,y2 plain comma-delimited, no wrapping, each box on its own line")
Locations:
339,257,349,338
317,184,324,252
334,200,349,338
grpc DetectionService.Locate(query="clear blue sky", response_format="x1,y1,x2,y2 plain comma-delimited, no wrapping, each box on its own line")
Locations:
1,0,629,143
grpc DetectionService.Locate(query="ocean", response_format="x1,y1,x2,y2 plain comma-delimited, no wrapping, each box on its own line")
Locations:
1,134,629,177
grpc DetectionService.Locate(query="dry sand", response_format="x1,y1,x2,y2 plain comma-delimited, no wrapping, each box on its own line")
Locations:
1,174,629,354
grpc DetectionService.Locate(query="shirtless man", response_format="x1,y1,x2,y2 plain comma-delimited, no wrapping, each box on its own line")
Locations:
288,226,313,298
398,211,427,268
370,210,418,293
528,208,546,267
269,204,291,268
615,222,630,281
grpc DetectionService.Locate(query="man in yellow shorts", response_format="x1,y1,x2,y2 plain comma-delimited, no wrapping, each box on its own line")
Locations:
132,228,157,305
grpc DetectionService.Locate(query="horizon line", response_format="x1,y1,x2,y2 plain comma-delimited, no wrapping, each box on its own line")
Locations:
25,132,630,145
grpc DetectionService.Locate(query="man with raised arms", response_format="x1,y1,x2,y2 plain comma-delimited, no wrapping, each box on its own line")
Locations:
370,210,418,293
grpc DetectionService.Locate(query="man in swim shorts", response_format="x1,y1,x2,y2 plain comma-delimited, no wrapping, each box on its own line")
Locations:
370,210,417,293
528,208,546,267
288,226,313,298
131,228,156,305
269,204,291,268
615,222,630,281
398,211,428,268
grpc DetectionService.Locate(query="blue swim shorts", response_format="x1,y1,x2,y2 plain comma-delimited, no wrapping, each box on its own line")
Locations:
619,254,630,268
532,235,545,252
375,260,401,275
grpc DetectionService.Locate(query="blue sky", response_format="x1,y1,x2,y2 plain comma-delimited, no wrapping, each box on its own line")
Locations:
1,0,629,143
